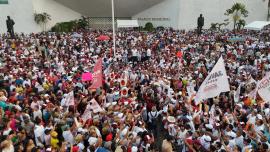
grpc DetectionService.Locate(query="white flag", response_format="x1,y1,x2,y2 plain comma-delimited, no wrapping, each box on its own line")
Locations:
64,91,75,106
195,56,230,104
89,98,104,113
234,84,242,103
187,83,196,98
257,74,270,103
81,104,92,121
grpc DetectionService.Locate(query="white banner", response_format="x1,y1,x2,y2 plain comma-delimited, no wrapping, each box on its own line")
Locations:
64,91,75,106
187,84,196,99
257,74,270,103
89,98,104,113
234,84,242,103
195,56,230,104
81,104,92,121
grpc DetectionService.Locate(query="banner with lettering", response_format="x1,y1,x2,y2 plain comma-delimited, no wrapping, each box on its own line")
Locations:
257,74,270,103
90,58,103,89
195,56,230,104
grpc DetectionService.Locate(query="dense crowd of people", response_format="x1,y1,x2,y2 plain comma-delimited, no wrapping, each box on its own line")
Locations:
0,28,270,152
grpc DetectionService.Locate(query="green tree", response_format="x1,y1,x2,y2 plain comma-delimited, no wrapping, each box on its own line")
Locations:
236,19,246,30
225,3,248,31
144,22,154,32
77,16,89,30
34,12,51,32
210,23,218,31
210,19,229,31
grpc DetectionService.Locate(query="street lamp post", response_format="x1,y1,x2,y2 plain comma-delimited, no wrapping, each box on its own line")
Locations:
111,0,116,57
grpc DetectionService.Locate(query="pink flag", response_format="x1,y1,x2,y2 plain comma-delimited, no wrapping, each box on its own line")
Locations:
90,58,103,89
82,72,93,81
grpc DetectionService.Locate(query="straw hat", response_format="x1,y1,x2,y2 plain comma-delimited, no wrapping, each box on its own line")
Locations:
75,134,83,143
167,116,176,123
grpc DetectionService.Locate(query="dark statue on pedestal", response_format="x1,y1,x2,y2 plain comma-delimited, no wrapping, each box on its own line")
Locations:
197,14,204,35
6,16,15,38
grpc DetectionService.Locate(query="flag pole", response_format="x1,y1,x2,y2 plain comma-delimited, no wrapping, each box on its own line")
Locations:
111,0,116,57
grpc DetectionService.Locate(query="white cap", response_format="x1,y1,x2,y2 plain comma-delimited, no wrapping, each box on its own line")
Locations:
131,146,138,152
105,103,112,107
118,113,124,118
204,136,212,142
257,114,263,120
78,127,86,133
205,124,213,130
88,137,98,145
236,103,242,108
227,131,236,138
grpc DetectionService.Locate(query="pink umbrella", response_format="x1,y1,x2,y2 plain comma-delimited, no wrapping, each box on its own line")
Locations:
96,35,110,41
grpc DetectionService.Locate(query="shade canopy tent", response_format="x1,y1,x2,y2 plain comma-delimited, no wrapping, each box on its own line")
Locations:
117,20,139,28
244,21,270,31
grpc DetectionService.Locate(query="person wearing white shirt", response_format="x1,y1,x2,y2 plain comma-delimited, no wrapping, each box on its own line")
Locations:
146,48,151,60
177,126,187,145
62,127,74,148
130,71,137,81
199,135,211,150
137,50,141,62
35,81,44,93
254,118,265,133
247,111,257,125
242,138,253,152
228,137,236,149
23,78,31,87
33,106,43,120
34,118,45,147
9,82,16,92
133,122,147,134
168,123,177,137
131,48,138,62
235,130,244,149
30,100,39,110
264,104,270,116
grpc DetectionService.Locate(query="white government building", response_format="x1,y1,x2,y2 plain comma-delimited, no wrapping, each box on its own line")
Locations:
0,0,268,33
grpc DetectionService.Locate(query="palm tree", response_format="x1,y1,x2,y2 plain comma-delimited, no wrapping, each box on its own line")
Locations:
34,12,51,32
225,3,248,31
236,19,246,30
210,23,218,31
